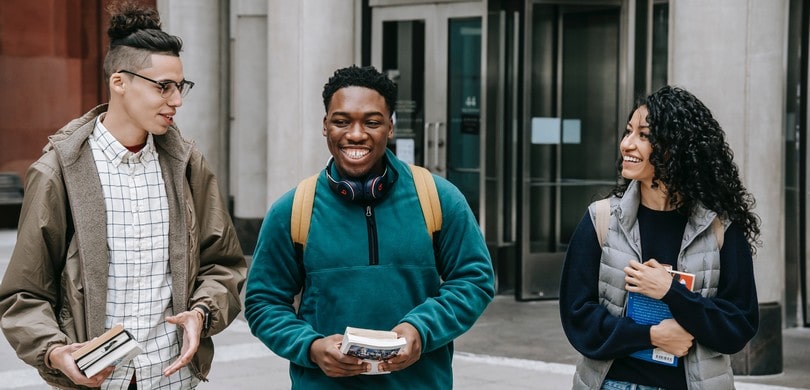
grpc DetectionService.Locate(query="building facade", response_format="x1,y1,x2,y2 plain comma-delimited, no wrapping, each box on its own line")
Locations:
0,0,804,374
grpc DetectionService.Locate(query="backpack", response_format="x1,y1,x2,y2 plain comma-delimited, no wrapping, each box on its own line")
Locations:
290,164,442,250
592,198,725,249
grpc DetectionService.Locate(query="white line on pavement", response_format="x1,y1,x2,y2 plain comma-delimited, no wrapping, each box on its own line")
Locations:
0,343,805,390
212,341,277,363
455,351,575,375
453,352,806,390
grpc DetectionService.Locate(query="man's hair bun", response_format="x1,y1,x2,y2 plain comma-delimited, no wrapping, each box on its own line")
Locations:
107,0,162,41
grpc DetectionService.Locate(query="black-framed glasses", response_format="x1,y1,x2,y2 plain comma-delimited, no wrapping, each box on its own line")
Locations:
118,70,195,99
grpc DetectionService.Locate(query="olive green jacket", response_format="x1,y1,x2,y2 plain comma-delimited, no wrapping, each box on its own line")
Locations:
0,104,246,389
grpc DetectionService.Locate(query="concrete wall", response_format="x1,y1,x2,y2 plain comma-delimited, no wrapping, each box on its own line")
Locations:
156,0,360,252
231,0,268,220
159,0,230,193
265,0,359,206
669,0,787,307
669,0,789,374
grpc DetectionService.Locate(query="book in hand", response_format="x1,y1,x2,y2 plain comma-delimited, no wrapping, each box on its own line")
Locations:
70,324,142,377
626,268,695,366
339,327,407,375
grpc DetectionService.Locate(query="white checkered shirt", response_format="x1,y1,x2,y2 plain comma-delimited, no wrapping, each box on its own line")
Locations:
90,117,198,389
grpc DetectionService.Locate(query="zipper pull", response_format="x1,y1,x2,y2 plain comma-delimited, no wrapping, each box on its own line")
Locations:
366,205,372,217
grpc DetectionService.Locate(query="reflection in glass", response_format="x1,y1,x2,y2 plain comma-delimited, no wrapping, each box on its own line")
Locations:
448,18,482,217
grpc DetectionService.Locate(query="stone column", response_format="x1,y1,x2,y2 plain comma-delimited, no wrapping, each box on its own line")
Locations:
158,0,230,193
266,0,358,205
669,0,788,375
229,0,268,252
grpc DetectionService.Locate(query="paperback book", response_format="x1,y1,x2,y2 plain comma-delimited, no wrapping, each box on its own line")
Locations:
70,324,142,377
339,327,407,375
626,268,695,366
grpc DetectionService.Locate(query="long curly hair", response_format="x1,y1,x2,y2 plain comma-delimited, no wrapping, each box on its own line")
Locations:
611,86,761,254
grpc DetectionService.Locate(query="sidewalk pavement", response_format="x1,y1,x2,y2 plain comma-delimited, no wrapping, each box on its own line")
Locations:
0,228,807,389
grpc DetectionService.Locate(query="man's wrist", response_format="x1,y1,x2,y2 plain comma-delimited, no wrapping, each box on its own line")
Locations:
44,343,64,369
192,304,211,333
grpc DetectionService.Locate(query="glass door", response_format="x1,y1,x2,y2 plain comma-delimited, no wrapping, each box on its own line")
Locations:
372,2,484,218
518,1,627,300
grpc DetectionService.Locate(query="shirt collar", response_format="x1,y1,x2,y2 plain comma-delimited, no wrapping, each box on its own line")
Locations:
92,115,157,166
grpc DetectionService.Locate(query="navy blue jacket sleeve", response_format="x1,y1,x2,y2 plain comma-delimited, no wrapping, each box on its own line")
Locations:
661,223,758,353
559,212,654,360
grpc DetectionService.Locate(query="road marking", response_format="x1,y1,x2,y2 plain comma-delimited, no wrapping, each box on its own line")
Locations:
212,341,277,363
0,338,805,390
453,352,806,390
455,351,575,375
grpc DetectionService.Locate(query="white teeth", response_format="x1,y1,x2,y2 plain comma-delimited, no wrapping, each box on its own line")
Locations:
624,156,641,163
343,149,369,159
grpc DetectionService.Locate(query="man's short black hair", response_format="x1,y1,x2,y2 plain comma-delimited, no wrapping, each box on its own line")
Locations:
322,65,397,116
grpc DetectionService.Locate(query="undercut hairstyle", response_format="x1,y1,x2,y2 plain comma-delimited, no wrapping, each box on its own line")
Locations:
611,86,761,254
322,65,398,116
102,0,183,81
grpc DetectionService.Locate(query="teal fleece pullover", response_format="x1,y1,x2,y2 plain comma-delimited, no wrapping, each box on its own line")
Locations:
245,150,495,389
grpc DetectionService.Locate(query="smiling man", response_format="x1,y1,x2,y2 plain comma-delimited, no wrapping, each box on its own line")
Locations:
0,2,246,389
245,65,495,389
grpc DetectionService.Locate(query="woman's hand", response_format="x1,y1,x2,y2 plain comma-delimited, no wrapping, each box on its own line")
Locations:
624,259,673,299
650,318,694,357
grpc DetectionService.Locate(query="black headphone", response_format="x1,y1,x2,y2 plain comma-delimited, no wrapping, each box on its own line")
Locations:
325,157,390,202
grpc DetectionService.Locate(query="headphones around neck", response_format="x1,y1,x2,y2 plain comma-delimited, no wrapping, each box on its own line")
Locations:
325,157,389,202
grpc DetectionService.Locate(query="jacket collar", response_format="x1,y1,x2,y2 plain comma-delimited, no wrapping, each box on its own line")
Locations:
47,104,194,167
615,180,718,251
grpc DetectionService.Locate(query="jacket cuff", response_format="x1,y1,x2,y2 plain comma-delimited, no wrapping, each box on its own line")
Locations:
40,339,68,374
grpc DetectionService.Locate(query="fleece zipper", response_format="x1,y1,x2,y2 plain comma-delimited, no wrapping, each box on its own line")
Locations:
365,205,379,265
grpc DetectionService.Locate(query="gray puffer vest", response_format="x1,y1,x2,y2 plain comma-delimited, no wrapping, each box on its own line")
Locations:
572,180,735,390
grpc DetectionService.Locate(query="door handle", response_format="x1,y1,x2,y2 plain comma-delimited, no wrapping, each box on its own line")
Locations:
423,122,434,169
434,122,444,173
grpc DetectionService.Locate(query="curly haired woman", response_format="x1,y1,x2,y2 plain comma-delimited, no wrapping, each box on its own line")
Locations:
559,86,761,390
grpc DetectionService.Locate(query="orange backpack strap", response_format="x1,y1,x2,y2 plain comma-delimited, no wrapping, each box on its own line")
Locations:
291,174,318,249
291,165,442,254
410,164,442,237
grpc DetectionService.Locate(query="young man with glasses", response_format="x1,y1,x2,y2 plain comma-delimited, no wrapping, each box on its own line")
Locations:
0,2,245,389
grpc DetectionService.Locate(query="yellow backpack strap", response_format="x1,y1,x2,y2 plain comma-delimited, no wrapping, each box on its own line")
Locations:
410,164,442,238
712,217,725,250
594,198,611,248
291,174,319,249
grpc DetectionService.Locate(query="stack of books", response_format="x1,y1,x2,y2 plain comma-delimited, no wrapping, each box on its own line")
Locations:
70,324,142,377
626,268,695,366
339,327,407,375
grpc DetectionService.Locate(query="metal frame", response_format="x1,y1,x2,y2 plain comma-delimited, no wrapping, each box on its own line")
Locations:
517,0,631,300
370,1,484,187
